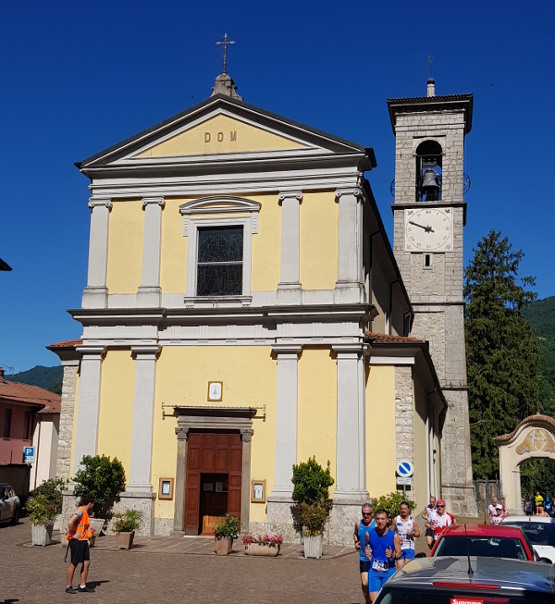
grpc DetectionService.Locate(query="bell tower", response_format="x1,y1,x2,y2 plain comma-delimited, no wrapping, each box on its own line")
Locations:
389,78,477,515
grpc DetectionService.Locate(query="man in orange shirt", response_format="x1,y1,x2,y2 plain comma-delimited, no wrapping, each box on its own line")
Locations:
65,495,95,594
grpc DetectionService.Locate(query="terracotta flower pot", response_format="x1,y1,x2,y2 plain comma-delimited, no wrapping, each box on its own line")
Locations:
115,531,135,550
214,536,233,555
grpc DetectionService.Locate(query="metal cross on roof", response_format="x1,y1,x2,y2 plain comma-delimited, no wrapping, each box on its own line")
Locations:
428,53,435,76
216,33,235,74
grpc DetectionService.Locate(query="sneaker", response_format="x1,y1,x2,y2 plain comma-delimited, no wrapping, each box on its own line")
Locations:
65,587,77,594
78,586,95,593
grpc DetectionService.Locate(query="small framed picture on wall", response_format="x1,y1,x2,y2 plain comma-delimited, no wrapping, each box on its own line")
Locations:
159,478,174,500
251,479,266,503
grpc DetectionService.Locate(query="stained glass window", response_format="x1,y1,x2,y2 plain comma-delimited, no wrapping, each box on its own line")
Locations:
197,226,243,296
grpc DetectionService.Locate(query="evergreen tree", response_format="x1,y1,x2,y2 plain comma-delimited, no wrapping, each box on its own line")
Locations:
464,231,541,479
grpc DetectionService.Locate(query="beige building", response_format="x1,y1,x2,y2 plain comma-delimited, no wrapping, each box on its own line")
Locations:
50,72,474,542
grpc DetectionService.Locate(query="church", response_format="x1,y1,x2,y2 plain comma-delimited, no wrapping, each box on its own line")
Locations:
50,64,476,543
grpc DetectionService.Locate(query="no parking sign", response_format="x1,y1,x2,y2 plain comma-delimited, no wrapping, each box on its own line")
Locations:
396,460,413,487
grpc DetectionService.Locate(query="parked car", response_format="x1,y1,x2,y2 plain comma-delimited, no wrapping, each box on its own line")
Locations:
430,523,536,560
373,556,555,603
502,515,555,563
0,483,20,525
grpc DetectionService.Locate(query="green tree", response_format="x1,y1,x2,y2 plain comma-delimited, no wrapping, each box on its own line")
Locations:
73,455,126,518
465,230,541,479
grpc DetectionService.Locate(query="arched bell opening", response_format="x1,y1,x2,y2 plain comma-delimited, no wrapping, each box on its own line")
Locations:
416,140,442,201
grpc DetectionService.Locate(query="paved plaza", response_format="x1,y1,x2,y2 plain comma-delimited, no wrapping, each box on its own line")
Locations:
0,518,364,603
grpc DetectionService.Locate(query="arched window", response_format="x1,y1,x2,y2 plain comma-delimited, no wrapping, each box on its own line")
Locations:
416,140,442,201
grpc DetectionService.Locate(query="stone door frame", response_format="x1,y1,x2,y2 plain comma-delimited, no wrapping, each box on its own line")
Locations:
495,415,555,513
172,407,256,535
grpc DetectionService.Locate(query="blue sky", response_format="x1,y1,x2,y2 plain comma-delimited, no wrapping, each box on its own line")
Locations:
1,1,553,372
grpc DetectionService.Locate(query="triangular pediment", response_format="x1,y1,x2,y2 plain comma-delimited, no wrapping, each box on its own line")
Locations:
78,95,370,171
136,113,308,158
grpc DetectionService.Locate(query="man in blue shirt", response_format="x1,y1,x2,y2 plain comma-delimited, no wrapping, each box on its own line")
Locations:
354,503,375,604
366,509,401,602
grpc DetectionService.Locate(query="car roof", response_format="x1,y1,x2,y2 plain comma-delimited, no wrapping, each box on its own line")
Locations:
387,556,554,592
503,515,555,524
440,523,526,538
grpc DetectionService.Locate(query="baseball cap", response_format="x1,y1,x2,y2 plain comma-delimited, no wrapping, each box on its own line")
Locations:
437,499,446,506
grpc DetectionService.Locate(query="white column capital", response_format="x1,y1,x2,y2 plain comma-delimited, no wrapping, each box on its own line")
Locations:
75,345,106,360
278,190,303,203
332,343,367,357
335,187,363,200
272,344,302,357
88,197,113,210
131,345,160,360
142,196,166,209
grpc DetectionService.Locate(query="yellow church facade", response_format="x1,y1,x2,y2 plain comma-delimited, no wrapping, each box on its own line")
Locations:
51,75,446,544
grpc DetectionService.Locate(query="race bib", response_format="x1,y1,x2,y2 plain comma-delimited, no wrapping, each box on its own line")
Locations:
372,559,389,572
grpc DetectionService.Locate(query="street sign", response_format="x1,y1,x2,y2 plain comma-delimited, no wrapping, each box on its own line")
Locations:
23,446,35,464
396,476,413,486
396,460,414,478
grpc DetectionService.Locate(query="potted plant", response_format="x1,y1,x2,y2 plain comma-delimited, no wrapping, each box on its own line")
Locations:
113,509,143,550
214,514,240,555
26,493,58,546
242,532,283,557
292,456,334,559
73,454,126,535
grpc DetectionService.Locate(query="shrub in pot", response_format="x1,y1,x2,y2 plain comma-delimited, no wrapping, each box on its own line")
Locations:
113,509,143,550
26,493,58,546
214,514,240,555
73,455,126,527
291,457,334,559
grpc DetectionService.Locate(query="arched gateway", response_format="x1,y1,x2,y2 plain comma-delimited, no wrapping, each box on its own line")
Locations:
495,415,555,513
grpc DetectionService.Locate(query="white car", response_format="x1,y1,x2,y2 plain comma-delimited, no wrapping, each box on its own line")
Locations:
0,483,20,524
501,515,555,563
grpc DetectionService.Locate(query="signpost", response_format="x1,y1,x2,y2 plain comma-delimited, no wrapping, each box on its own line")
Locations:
396,460,414,497
24,446,35,464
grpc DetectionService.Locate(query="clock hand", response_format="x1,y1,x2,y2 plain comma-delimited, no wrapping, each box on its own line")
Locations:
409,220,435,233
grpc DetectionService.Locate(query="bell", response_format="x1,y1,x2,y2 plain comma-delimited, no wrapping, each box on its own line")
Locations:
421,168,439,190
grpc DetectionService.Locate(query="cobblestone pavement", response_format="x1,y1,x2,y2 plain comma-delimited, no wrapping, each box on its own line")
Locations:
0,518,364,604
2,515,473,603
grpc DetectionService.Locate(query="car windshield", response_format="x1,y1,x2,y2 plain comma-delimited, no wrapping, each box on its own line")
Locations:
377,588,553,603
433,536,529,560
504,522,555,547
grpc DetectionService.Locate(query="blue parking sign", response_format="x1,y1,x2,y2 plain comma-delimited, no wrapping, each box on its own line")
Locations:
24,446,35,462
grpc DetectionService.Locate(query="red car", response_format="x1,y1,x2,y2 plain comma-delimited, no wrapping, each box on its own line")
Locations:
430,524,537,561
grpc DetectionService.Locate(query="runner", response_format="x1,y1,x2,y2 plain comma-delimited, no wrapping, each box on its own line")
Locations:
354,503,375,604
426,498,455,548
365,509,401,603
421,495,437,550
391,501,420,568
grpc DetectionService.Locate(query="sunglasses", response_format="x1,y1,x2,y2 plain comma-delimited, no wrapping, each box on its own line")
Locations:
362,513,373,517
437,505,445,508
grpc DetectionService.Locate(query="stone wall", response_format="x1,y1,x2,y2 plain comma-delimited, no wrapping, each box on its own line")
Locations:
56,364,78,480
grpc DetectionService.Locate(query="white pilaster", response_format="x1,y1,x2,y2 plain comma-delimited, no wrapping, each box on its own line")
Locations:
127,346,160,493
277,191,302,303
271,345,302,499
72,347,105,475
334,188,364,302
138,197,165,307
82,197,112,308
333,344,368,503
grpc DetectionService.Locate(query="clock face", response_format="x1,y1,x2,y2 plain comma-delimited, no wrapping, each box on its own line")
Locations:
405,207,453,251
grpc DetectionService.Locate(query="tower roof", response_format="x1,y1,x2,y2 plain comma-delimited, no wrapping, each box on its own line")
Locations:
387,92,474,134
